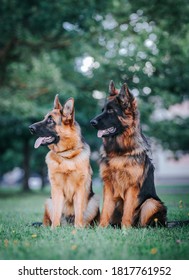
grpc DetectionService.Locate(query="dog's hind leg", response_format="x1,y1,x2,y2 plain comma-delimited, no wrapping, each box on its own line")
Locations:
43,198,53,226
139,198,167,227
83,194,100,225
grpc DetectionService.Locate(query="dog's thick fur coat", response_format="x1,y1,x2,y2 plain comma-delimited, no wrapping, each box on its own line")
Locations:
29,95,99,228
91,81,167,228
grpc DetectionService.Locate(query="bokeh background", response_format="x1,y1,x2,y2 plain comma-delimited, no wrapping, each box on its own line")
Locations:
0,0,189,192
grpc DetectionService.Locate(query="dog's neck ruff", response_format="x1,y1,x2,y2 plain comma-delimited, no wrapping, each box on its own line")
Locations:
54,146,84,159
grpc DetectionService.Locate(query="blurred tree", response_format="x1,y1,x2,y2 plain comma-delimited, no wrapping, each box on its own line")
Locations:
128,0,189,153
0,0,114,190
0,0,188,190
89,0,189,153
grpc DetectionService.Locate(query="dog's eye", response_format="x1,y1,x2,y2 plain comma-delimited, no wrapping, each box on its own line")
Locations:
107,109,114,114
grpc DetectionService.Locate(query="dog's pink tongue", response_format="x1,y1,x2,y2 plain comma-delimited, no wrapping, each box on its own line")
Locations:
97,130,104,138
34,137,44,149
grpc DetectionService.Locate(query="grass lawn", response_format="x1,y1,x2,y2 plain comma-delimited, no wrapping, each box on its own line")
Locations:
0,186,189,260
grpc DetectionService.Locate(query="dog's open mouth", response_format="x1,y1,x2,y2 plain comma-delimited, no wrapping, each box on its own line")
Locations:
34,136,55,149
97,127,116,138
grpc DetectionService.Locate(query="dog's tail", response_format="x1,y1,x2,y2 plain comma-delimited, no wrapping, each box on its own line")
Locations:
167,220,189,228
83,194,100,225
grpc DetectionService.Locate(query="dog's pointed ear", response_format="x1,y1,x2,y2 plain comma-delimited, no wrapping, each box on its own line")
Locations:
63,98,74,122
54,94,63,110
118,83,134,105
109,80,119,96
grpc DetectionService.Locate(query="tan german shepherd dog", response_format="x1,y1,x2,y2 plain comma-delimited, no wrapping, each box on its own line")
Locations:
29,95,99,228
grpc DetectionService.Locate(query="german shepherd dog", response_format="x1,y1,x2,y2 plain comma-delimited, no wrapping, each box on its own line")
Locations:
90,81,167,228
29,95,99,228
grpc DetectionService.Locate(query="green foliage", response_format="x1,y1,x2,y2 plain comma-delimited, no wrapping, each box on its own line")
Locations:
0,0,189,187
151,117,189,153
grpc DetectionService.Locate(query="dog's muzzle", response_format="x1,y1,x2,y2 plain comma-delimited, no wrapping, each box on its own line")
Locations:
90,119,98,128
29,125,37,134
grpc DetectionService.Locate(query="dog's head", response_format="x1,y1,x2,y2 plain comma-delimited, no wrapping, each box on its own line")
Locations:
90,81,138,138
29,95,75,149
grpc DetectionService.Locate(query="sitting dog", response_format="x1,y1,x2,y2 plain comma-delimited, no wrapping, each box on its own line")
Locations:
29,95,99,228
91,81,167,228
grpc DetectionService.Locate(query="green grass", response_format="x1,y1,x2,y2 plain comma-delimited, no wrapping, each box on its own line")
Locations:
0,186,189,260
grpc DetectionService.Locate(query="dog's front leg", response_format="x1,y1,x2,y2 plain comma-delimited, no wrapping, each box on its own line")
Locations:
51,187,63,228
74,189,87,228
100,183,115,227
121,186,139,228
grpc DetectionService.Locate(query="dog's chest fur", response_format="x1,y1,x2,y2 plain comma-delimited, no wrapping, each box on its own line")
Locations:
45,146,91,214
100,152,145,199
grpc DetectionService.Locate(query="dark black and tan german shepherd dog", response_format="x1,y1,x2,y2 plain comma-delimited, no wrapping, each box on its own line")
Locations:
91,81,189,228
29,95,99,228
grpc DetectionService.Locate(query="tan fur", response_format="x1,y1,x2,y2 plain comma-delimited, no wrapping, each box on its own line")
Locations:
100,154,143,227
93,82,167,228
83,194,100,224
32,96,99,228
45,142,94,227
140,199,163,226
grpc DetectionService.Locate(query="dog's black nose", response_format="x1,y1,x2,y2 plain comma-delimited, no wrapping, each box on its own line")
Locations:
90,119,98,127
29,125,36,134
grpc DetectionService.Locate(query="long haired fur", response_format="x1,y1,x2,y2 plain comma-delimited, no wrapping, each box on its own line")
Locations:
29,95,99,228
91,81,167,228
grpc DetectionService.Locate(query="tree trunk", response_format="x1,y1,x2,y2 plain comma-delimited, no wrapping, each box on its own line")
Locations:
22,138,30,192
